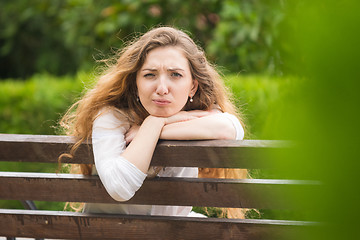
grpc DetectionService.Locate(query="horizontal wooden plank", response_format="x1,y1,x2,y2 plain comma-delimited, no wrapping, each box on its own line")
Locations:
0,133,288,168
0,209,315,240
0,172,318,209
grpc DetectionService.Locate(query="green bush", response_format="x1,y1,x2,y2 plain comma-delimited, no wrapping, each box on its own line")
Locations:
0,72,93,134
225,74,298,139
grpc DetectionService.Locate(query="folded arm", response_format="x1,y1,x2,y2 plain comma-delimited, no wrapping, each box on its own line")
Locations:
125,111,244,143
160,113,239,140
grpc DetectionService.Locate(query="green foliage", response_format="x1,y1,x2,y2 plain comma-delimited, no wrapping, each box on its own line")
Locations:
0,0,284,78
271,1,360,239
225,74,298,139
0,0,78,77
207,0,284,74
0,72,93,134
0,200,66,212
192,206,225,218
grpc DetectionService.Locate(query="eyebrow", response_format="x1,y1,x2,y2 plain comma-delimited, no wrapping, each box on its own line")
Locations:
141,68,185,72
167,68,185,72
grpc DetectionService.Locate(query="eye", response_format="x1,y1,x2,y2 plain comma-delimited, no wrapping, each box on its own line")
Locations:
144,73,155,78
171,72,183,78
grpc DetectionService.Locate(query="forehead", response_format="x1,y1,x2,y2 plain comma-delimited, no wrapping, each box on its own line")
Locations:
141,46,190,70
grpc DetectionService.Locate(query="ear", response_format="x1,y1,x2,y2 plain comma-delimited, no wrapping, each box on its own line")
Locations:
190,79,199,97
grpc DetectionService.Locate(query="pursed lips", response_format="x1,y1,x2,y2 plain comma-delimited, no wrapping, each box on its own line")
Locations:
153,99,171,106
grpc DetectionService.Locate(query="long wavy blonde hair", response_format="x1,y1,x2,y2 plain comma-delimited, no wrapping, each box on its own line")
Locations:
60,26,248,218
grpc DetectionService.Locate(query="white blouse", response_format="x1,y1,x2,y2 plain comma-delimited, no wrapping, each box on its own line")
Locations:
83,107,244,216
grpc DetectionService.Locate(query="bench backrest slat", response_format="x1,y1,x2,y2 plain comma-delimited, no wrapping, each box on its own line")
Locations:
0,134,286,168
0,172,315,209
0,209,313,240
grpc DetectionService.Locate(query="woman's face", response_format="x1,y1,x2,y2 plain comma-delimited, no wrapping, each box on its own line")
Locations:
136,46,198,117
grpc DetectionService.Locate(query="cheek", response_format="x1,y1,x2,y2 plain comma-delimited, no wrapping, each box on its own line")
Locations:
178,82,193,97
137,80,150,97
174,85,192,104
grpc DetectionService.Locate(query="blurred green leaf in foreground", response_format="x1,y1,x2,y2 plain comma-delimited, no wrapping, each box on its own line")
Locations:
271,1,360,239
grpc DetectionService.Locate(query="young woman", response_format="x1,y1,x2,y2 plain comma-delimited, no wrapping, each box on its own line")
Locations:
60,26,247,218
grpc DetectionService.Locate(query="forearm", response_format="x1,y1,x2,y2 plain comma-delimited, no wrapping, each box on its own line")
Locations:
160,114,236,140
121,116,165,173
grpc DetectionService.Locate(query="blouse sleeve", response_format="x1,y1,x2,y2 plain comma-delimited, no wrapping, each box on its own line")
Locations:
221,112,245,140
92,108,147,202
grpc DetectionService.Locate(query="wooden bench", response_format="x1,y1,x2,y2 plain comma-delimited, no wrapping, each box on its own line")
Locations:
0,134,317,240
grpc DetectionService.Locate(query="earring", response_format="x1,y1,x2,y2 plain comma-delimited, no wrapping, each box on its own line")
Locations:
137,96,140,102
189,96,193,103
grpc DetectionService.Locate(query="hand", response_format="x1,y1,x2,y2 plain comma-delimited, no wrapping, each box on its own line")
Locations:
165,110,212,125
125,124,140,145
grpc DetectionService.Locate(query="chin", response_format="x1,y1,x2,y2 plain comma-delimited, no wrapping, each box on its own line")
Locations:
152,113,171,118
150,110,177,118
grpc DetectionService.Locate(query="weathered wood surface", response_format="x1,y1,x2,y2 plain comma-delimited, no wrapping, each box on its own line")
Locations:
0,209,315,240
0,134,316,240
0,172,317,209
0,133,287,168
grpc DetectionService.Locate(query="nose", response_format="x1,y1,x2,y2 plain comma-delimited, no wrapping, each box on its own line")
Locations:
155,76,169,95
